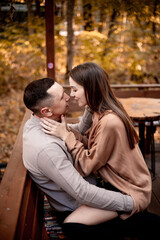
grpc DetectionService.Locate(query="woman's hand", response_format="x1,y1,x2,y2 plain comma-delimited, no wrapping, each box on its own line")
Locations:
40,115,70,141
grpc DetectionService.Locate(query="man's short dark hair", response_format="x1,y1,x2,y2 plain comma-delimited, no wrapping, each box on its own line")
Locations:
23,78,55,113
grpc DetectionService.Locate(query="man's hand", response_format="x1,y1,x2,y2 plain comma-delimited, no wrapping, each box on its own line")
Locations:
40,115,70,141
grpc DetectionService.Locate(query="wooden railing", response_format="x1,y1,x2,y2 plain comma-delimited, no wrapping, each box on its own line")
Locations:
0,84,159,240
0,110,44,240
64,83,160,99
112,84,160,98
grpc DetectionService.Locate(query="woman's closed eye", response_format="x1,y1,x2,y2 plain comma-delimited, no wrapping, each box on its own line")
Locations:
70,88,77,96
71,87,77,92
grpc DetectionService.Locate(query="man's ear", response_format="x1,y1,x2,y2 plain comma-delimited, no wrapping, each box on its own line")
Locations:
40,107,52,117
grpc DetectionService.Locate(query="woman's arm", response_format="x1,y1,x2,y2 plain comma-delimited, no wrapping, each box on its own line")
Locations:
40,115,88,148
69,127,88,148
68,106,93,134
64,205,118,225
68,126,116,176
40,115,117,177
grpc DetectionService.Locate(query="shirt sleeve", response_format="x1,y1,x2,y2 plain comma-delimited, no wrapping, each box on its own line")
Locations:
65,117,117,176
37,143,133,212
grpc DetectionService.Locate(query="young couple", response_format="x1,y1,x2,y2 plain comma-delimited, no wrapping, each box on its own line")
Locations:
23,62,159,239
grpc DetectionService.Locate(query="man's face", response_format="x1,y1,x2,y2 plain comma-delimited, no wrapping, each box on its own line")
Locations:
46,82,70,120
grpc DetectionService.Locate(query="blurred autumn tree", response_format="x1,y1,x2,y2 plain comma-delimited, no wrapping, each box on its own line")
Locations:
0,0,160,94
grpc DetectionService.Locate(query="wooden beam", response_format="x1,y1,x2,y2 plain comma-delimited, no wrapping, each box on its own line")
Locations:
0,110,44,240
113,90,160,99
63,83,160,89
0,111,31,240
45,0,55,79
111,84,160,89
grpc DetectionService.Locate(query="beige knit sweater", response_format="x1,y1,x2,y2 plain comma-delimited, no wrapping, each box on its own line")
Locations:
65,110,152,219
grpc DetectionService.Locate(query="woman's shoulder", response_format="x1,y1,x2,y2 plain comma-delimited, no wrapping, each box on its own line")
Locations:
100,111,123,128
101,110,120,121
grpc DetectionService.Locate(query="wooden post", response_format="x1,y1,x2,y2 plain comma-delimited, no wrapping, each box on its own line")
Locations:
45,0,55,79
139,123,145,158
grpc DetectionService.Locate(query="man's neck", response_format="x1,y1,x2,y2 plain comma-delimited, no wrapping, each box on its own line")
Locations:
33,113,61,122
33,113,40,119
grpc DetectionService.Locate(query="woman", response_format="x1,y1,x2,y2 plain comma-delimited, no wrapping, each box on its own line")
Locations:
41,62,151,224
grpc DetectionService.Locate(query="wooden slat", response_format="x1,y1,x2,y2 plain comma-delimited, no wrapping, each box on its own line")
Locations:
152,176,160,204
111,84,160,89
148,193,160,216
66,117,80,123
64,85,160,100
16,176,34,239
0,110,31,240
15,175,43,240
31,189,44,240
63,84,160,89
45,0,55,79
66,91,160,117
114,90,160,99
148,194,160,216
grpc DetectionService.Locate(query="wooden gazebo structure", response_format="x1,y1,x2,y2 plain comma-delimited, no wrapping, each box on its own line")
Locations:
0,1,160,239
45,0,55,79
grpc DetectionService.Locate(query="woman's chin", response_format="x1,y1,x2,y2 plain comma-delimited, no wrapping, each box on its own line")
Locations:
79,104,83,108
78,102,85,108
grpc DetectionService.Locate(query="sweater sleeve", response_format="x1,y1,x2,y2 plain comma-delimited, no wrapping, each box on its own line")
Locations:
65,116,117,177
69,127,88,148
37,143,133,212
68,106,93,134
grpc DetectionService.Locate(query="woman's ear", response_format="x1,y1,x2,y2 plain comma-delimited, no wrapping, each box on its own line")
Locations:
41,107,52,117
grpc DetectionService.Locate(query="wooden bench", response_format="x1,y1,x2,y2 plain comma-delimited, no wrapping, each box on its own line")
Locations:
0,110,44,240
0,84,160,240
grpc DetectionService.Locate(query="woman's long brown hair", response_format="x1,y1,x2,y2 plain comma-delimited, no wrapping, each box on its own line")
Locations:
69,62,139,149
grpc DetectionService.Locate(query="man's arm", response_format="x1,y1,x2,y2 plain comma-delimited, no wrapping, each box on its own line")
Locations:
37,144,134,213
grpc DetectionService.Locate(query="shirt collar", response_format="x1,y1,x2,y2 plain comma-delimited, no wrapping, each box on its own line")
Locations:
31,114,41,123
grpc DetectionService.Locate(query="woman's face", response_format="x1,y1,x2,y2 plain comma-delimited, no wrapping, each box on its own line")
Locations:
69,77,87,107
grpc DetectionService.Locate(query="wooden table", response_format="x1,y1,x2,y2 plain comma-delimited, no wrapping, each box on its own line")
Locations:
119,97,160,178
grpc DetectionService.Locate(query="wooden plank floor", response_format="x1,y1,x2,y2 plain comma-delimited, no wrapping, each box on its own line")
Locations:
147,142,160,216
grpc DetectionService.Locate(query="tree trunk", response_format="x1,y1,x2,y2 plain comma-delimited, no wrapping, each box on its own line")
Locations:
120,11,127,47
82,0,93,31
107,8,118,38
98,3,106,33
65,0,75,82
102,8,119,58
45,0,55,79
152,0,158,45
26,0,34,35
35,0,40,17
60,0,65,18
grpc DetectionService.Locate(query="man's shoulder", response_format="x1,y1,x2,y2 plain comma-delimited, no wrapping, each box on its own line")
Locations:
23,117,67,154
23,130,68,169
23,115,37,132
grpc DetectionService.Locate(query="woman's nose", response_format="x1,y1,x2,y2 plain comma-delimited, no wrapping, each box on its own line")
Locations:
70,90,74,97
65,93,70,101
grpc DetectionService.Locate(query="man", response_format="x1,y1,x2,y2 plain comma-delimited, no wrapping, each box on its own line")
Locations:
23,78,159,240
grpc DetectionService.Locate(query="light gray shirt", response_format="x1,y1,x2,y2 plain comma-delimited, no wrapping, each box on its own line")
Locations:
23,109,133,212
